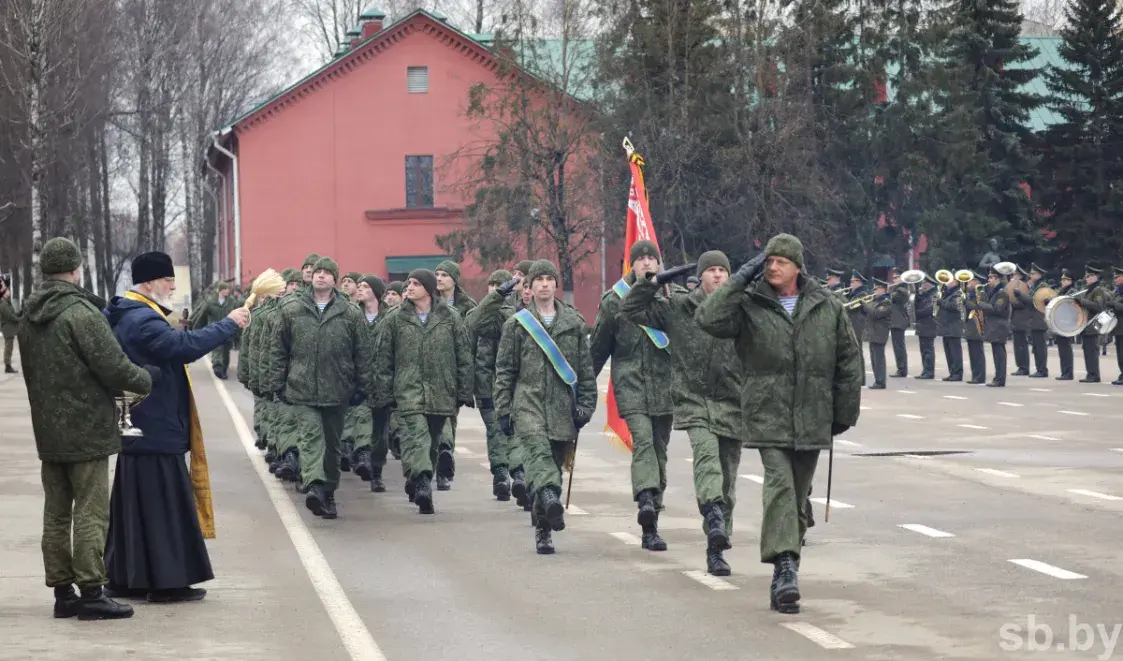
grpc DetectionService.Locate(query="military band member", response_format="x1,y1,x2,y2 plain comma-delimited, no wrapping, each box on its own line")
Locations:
1008,266,1032,376
1054,270,1075,380
824,268,844,291
913,276,938,379
888,270,911,377
936,274,965,381
1021,264,1050,377
963,272,988,384
494,260,597,554
622,251,743,576
977,266,1012,387
1076,265,1111,383
433,260,478,490
863,279,892,389
1111,266,1123,385
695,234,862,615
591,240,676,551
351,275,389,492
847,271,869,386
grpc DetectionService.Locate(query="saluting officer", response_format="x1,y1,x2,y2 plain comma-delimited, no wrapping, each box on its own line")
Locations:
977,266,1012,388
1054,270,1076,380
1009,266,1032,376
1110,266,1123,385
936,272,965,381
913,276,939,379
1076,265,1111,383
863,279,892,389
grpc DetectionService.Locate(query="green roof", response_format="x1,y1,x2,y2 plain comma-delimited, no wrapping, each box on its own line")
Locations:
1019,37,1066,131
385,255,450,273
360,7,386,19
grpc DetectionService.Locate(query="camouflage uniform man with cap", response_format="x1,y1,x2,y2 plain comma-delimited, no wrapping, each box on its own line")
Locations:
696,233,862,615
265,257,372,518
299,253,320,288
19,237,155,620
494,259,597,554
340,272,362,300
591,239,676,550
382,280,405,460
263,270,305,477
1110,266,1123,385
338,269,371,472
351,274,392,492
433,259,478,489
622,250,743,575
192,281,238,378
373,268,472,514
0,278,20,373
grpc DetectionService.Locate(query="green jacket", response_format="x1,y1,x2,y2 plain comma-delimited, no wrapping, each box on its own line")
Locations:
18,280,153,462
372,299,472,416
493,300,597,441
240,296,278,392
695,273,863,450
0,297,20,337
590,272,675,417
191,292,237,331
621,277,743,439
466,289,517,402
443,289,477,318
251,294,291,395
264,289,371,407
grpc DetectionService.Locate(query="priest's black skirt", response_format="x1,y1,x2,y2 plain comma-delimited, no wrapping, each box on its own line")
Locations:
104,453,214,591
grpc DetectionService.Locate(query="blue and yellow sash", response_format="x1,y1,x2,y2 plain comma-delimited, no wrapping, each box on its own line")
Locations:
514,308,576,392
612,278,669,349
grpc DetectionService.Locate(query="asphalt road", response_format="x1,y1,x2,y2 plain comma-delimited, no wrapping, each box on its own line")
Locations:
4,336,1123,660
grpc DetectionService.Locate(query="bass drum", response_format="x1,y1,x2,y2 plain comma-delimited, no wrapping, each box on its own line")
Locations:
1044,296,1088,338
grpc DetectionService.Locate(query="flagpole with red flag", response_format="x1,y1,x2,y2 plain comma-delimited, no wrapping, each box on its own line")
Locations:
604,137,661,452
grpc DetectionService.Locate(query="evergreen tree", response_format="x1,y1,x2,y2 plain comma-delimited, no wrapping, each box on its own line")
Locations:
922,0,1044,268
1039,0,1123,266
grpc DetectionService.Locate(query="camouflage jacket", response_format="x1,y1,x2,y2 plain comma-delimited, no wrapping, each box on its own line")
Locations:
239,296,278,392
466,289,517,402
443,289,477,318
590,271,675,417
493,300,597,441
191,292,238,330
18,280,153,462
372,299,472,416
621,276,742,439
264,289,372,407
695,273,863,451
0,297,20,337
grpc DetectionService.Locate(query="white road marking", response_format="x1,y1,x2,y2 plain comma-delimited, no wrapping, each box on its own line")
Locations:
998,402,1023,407
902,454,930,459
835,439,861,447
1058,410,1088,416
898,390,917,394
1030,388,1051,392
975,468,1019,478
566,505,588,515
1029,434,1060,441
454,447,479,456
684,457,693,463
1086,393,1110,397
740,474,764,484
682,570,738,591
1008,559,1087,580
958,423,989,430
1067,489,1123,501
209,363,388,661
897,414,924,419
943,395,967,400
810,497,853,508
779,622,854,649
898,524,955,538
610,532,641,545
860,406,871,411
1111,448,1123,454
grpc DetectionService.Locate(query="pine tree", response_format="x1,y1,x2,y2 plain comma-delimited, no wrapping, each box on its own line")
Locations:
922,0,1044,268
1039,0,1123,266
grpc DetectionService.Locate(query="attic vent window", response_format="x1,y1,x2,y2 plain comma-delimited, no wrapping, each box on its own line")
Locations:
407,66,429,93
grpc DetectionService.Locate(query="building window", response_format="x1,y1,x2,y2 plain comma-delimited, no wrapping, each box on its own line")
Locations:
407,66,428,93
405,155,434,208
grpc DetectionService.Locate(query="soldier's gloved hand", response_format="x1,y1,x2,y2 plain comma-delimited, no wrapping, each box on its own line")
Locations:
459,397,475,409
831,422,850,436
350,391,366,406
572,407,591,429
498,277,519,297
499,414,514,436
142,365,162,387
735,252,768,282
654,263,697,285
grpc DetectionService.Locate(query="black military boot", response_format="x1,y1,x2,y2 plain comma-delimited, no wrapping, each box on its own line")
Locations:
641,516,667,551
369,464,386,493
706,548,731,576
703,502,728,551
769,552,800,614
636,489,657,528
405,478,416,502
76,586,134,620
254,436,267,450
277,450,299,481
539,487,566,531
4,365,17,374
493,466,511,501
264,447,277,464
339,441,353,472
353,448,373,481
535,523,555,555
436,450,454,490
414,473,434,514
320,489,338,519
53,585,80,619
305,483,328,515
511,468,528,506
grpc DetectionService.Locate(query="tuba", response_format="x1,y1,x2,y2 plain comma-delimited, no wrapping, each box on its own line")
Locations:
115,391,148,438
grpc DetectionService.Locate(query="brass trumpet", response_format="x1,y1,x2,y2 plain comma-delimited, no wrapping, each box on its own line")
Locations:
844,293,875,310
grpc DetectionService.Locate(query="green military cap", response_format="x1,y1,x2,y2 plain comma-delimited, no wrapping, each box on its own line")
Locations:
40,237,83,275
302,253,321,268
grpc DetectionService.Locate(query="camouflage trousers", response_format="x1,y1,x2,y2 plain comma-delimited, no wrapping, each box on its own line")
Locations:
400,413,448,481
342,405,371,466
625,413,674,509
523,435,573,517
210,341,232,370
477,405,509,473
273,401,300,455
292,405,346,489
687,428,741,539
758,448,819,563
440,415,457,478
41,458,109,589
367,406,390,467
3,335,13,367
253,396,270,445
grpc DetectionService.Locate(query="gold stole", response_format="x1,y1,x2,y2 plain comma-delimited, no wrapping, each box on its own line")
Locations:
122,291,215,539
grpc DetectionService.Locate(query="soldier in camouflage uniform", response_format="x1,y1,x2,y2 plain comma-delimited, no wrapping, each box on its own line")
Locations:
265,257,372,519
591,239,675,551
244,268,301,463
192,281,238,378
300,253,320,287
494,260,597,554
264,270,304,477
696,234,863,615
382,281,404,460
1,279,20,373
431,260,477,490
19,237,155,620
465,269,518,502
351,274,390,492
340,272,361,299
339,270,368,471
622,251,743,576
373,268,472,514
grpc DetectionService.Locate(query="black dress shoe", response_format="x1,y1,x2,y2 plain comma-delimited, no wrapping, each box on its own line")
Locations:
1080,376,1101,383
914,374,934,380
1029,371,1048,378
986,381,1005,387
966,379,985,385
1056,374,1073,381
147,587,206,603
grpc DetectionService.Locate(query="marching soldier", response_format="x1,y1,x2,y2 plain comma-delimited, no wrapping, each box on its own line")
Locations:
977,266,1012,387
1075,265,1111,383
192,282,238,379
888,270,911,377
847,271,869,386
591,240,676,551
433,260,478,490
863,279,892,389
1021,264,1050,377
963,272,988,384
1111,266,1123,385
494,260,597,554
263,270,304,477
1009,266,1032,376
351,275,389,492
936,273,965,381
621,251,743,575
382,280,404,460
1054,270,1076,380
913,276,939,379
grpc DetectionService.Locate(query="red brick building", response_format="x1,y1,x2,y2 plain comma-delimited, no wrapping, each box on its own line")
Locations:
205,9,615,319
